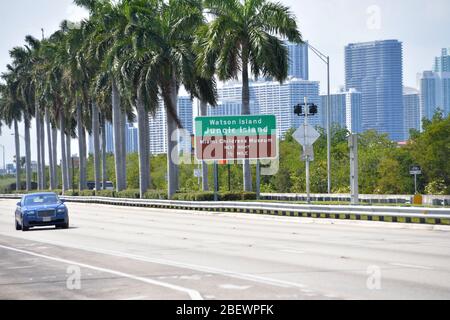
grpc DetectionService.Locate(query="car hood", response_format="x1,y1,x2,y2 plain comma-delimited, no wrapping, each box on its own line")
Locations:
22,204,64,211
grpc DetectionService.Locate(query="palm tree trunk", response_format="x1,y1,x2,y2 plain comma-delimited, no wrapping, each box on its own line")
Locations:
200,100,209,191
137,96,149,198
166,77,179,199
35,107,42,190
14,119,21,191
100,115,107,189
66,133,72,190
45,110,54,190
144,109,152,188
92,102,101,191
24,117,32,191
121,111,127,186
60,116,69,193
241,51,253,192
40,114,46,190
77,102,87,190
112,80,125,191
52,126,58,188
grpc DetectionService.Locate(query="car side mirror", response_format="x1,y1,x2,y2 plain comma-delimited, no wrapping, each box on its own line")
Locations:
16,202,21,207
60,199,66,204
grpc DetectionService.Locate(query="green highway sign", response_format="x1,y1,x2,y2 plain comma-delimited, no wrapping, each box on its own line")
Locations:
195,115,278,161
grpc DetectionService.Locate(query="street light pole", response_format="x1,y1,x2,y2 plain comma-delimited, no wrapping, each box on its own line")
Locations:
307,43,332,194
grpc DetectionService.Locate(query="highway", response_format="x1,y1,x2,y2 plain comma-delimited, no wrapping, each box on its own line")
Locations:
0,199,450,300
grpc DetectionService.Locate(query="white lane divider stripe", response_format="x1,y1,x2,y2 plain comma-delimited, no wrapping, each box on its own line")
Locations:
8,237,307,289
0,244,203,300
389,263,434,270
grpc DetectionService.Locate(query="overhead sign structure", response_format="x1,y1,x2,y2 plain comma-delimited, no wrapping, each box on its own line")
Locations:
195,115,278,161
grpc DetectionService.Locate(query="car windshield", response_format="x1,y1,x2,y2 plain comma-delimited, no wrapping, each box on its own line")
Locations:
24,194,59,206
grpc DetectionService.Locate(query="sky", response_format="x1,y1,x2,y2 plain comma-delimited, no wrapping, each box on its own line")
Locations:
0,0,449,166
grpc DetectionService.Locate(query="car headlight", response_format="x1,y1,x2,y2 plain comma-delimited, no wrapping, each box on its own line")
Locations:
26,211,36,216
57,208,66,214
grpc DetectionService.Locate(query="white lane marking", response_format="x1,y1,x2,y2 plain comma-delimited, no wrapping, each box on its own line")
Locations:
19,237,306,289
281,249,305,254
0,235,309,291
7,266,34,270
0,244,202,300
219,284,251,290
389,263,434,270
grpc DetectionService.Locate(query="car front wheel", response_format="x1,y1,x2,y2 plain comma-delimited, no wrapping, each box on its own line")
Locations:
15,220,21,231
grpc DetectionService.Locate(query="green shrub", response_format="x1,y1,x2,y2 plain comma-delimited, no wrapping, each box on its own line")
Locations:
95,190,116,198
116,189,140,199
241,192,257,201
79,190,95,197
143,190,168,200
219,192,242,201
64,190,79,197
52,189,63,196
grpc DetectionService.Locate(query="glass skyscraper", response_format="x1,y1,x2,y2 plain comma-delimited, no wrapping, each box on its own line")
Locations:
434,47,450,73
320,88,362,134
285,41,309,80
216,79,320,139
403,87,421,139
148,96,193,155
418,70,450,125
345,40,404,141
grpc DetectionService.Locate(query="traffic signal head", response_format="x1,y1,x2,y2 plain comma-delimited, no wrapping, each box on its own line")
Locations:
309,104,318,115
294,104,303,116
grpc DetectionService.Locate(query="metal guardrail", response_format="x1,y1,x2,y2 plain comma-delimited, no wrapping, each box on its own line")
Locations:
1,194,449,225
261,193,450,206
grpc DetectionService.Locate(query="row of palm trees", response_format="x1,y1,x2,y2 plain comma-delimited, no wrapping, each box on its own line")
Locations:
0,0,302,199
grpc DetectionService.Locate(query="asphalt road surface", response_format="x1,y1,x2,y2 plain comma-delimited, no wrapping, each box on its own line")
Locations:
0,199,449,300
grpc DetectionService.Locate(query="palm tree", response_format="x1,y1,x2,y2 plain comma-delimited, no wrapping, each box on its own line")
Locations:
121,0,211,198
78,0,130,192
8,45,37,191
198,0,303,191
0,78,23,191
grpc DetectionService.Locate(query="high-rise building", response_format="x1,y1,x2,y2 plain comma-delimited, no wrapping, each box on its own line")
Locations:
126,123,138,154
345,40,404,141
217,79,320,139
403,87,421,139
434,47,450,73
285,41,309,80
320,88,362,134
207,99,259,116
148,96,193,155
88,121,134,155
418,70,450,125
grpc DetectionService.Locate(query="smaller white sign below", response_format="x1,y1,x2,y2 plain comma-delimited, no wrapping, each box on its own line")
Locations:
301,145,315,161
410,166,422,175
294,124,321,147
194,169,202,178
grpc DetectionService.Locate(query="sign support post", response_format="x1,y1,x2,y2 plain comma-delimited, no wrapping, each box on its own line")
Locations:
303,97,311,204
256,160,261,200
349,134,359,205
214,161,219,201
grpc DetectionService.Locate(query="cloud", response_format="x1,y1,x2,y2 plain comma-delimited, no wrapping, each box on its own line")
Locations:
66,4,89,23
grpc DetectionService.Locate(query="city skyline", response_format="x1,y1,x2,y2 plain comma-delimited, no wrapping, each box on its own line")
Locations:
1,0,450,164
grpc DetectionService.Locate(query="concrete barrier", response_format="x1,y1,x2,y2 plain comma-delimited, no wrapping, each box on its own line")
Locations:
1,194,449,226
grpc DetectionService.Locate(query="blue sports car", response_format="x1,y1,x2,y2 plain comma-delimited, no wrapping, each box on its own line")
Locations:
15,192,70,232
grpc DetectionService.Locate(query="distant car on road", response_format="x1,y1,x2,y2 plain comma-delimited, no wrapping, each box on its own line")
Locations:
15,192,69,232
87,181,114,191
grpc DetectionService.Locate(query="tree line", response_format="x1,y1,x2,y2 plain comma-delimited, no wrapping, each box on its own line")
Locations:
0,0,303,199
